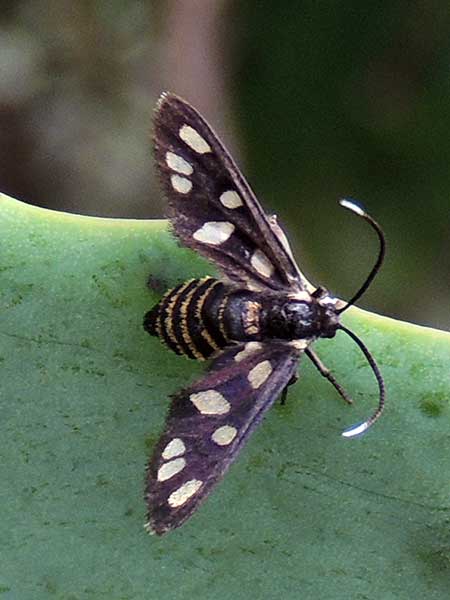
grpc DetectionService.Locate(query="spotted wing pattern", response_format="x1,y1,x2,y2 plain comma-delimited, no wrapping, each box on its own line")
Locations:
154,92,314,292
145,341,302,535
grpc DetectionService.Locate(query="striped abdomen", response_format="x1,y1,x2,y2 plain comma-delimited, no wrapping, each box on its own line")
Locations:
144,277,229,360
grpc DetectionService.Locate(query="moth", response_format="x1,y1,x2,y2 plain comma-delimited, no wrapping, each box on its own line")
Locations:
143,92,386,535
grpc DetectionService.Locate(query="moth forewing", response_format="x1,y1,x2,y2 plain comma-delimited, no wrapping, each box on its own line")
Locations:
153,92,312,292
144,342,302,535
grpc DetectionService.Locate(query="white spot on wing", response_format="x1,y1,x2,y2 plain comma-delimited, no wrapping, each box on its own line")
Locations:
157,457,186,482
211,425,237,446
168,479,203,507
250,249,275,278
190,389,230,415
248,360,273,389
171,174,192,194
193,221,235,245
179,125,211,154
289,339,310,350
166,151,193,175
162,438,186,460
220,190,243,209
234,341,263,363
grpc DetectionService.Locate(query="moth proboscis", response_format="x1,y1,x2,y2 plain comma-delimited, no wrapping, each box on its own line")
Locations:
143,92,386,535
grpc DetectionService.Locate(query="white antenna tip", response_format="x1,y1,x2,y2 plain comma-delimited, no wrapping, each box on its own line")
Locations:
341,421,370,438
339,199,365,217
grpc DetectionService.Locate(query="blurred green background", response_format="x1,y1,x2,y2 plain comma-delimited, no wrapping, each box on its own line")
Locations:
1,1,450,327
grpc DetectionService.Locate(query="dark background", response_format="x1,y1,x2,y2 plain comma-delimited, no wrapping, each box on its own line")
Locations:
1,1,450,328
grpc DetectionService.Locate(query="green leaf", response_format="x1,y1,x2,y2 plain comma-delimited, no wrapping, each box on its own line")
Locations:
1,191,449,599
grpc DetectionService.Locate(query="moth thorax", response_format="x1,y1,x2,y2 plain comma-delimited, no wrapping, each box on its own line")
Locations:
262,297,340,340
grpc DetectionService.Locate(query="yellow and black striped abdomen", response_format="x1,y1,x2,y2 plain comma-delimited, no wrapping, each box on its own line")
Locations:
144,277,229,360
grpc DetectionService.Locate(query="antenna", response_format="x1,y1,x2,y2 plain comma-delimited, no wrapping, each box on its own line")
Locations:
338,325,385,437
337,199,386,314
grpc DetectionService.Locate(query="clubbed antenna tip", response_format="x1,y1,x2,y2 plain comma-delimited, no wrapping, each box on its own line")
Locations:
339,198,365,217
341,420,370,438
338,325,385,438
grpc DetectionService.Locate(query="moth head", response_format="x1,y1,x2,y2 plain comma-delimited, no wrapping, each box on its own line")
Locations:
304,287,340,338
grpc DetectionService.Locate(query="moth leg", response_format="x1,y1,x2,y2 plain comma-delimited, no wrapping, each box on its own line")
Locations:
306,349,353,405
280,373,299,405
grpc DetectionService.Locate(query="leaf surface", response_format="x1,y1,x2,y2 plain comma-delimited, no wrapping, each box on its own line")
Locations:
1,192,449,599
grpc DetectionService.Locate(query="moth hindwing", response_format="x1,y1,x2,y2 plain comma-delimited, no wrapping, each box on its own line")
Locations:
143,92,386,535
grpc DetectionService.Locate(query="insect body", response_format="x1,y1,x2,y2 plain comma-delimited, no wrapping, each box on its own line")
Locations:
144,276,339,360
144,93,386,535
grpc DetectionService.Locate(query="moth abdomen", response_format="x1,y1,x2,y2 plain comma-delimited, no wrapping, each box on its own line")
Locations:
143,304,159,337
145,276,230,360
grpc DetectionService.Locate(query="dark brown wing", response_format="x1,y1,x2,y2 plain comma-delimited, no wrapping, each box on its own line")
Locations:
145,341,303,535
153,92,314,292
